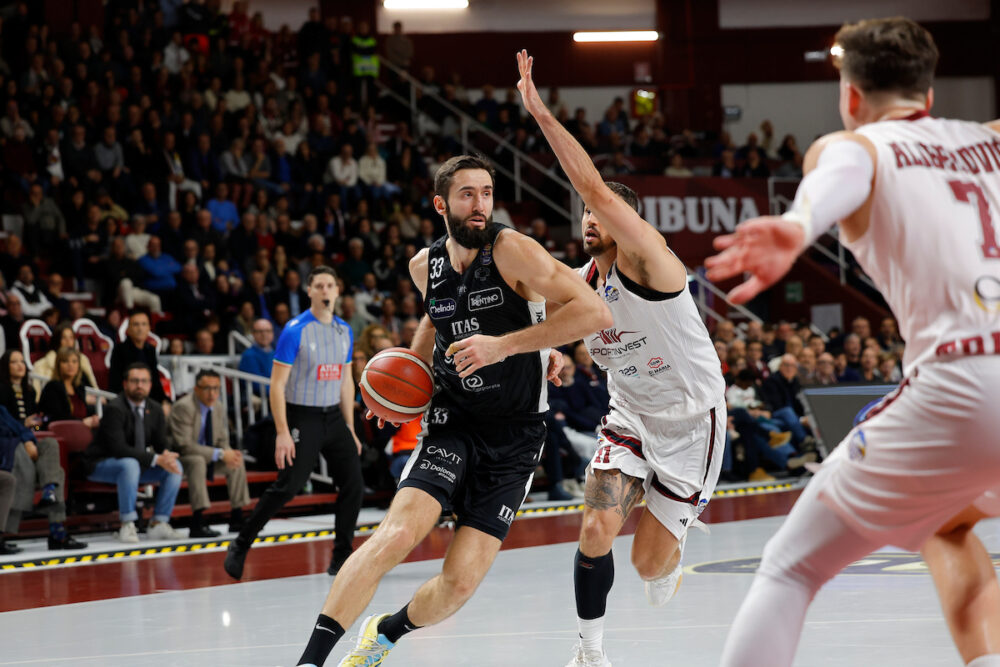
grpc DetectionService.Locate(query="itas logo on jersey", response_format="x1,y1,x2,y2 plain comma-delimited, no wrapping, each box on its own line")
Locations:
468,287,503,311
498,504,516,526
603,285,620,302
316,364,342,381
429,298,457,320
590,328,649,359
450,317,480,337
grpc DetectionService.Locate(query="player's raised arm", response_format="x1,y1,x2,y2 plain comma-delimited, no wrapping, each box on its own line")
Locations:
515,50,662,256
704,132,878,304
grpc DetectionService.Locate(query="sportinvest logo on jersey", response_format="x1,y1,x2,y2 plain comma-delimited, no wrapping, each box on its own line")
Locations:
614,175,771,265
590,328,649,359
429,298,457,319
468,287,504,311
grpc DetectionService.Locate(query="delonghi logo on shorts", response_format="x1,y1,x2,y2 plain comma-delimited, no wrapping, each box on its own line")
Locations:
461,373,500,393
462,375,484,390
428,298,457,320
468,287,503,311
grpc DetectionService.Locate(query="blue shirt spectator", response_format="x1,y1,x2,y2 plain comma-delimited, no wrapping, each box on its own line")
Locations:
138,237,183,293
207,188,240,233
238,318,275,395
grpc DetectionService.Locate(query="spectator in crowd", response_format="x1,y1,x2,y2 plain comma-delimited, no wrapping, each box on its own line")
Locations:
109,311,169,409
86,363,183,543
858,347,882,383
138,236,183,301
31,322,98,395
105,236,162,312
0,468,16,554
712,149,737,178
337,294,370,337
0,349,87,550
168,369,250,538
834,352,861,382
273,269,308,318
842,333,863,371
0,295,26,350
357,324,393,359
879,352,903,383
851,316,872,341
384,21,414,71
44,273,71,318
797,347,817,385
326,143,361,209
160,131,202,208
38,347,98,426
739,148,770,178
807,333,826,358
238,318,275,393
174,262,215,331
11,265,53,317
878,317,902,350
759,354,815,451
812,352,839,385
194,329,217,355
664,152,693,178
22,183,67,257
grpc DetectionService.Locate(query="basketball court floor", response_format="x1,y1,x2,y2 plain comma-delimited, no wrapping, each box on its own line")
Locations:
0,481,989,666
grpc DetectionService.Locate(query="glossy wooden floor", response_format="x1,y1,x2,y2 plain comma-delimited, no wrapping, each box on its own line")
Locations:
0,489,801,613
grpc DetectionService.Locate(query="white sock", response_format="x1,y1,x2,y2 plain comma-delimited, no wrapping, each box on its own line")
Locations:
968,656,1000,667
577,617,605,654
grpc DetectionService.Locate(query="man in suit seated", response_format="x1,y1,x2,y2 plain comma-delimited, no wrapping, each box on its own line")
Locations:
168,369,251,537
86,363,185,543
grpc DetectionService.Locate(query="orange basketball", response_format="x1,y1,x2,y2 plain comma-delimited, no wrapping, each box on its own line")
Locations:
360,347,434,423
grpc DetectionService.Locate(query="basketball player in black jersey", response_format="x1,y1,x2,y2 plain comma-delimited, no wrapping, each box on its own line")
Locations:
296,154,612,666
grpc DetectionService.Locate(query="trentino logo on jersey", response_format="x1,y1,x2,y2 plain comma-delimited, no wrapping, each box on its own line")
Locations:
429,298,457,320
468,287,504,311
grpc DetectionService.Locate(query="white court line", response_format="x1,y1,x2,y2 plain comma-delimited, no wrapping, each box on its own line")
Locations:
0,616,947,665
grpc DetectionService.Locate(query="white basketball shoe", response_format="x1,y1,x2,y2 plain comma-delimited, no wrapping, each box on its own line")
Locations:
644,519,709,607
565,642,612,667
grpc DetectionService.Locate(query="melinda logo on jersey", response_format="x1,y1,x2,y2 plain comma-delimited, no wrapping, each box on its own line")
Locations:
429,298,457,319
590,328,648,359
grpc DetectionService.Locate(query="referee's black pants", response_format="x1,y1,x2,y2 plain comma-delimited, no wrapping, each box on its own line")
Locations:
238,404,363,561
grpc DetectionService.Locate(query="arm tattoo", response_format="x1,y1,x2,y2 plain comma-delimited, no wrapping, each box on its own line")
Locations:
585,469,645,519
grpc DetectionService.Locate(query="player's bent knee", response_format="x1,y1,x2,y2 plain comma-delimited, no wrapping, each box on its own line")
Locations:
579,512,618,556
442,570,482,602
371,524,419,563
631,547,670,581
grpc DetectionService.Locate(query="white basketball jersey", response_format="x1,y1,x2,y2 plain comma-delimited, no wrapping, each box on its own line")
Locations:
580,259,725,420
849,113,1000,374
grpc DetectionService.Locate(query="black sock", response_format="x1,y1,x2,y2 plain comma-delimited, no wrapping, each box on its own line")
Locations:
298,614,345,666
192,510,205,528
377,603,420,644
574,549,615,619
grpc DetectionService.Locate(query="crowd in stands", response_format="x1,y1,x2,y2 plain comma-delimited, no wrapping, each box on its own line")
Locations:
0,1,882,549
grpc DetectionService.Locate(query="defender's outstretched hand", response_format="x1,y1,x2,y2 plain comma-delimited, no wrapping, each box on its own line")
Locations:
516,50,546,118
704,217,806,304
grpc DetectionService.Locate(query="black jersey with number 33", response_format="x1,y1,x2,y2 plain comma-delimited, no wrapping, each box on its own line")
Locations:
424,224,548,420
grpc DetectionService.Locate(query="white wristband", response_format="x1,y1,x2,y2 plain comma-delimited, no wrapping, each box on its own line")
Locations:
783,139,874,249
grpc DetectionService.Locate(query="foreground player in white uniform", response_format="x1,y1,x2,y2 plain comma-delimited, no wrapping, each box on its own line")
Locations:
516,51,727,667
705,18,1000,667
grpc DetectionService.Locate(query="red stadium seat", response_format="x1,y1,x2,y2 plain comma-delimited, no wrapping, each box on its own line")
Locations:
19,319,51,368
72,318,114,390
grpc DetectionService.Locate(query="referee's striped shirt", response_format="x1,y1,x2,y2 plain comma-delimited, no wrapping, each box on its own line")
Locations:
273,311,354,407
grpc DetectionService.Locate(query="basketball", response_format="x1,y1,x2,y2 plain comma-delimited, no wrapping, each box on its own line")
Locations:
360,347,434,423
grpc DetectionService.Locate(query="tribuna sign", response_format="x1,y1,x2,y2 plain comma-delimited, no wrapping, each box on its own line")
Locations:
641,196,761,233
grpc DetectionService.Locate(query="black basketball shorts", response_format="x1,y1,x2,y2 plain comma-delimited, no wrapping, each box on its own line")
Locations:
398,411,546,541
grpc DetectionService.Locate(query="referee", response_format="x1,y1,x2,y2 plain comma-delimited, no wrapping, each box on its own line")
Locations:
224,266,363,580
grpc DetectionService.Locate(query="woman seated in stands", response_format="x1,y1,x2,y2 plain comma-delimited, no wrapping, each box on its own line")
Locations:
32,322,98,397
0,349,87,550
39,347,100,430
357,323,394,358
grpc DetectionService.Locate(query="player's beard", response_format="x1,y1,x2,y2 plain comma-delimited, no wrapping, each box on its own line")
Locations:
445,208,494,249
583,234,616,258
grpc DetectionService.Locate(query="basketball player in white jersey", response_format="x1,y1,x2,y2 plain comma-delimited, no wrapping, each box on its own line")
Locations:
704,17,1000,667
516,51,727,667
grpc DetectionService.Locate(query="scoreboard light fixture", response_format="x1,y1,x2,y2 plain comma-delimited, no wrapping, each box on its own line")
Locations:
573,31,659,43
